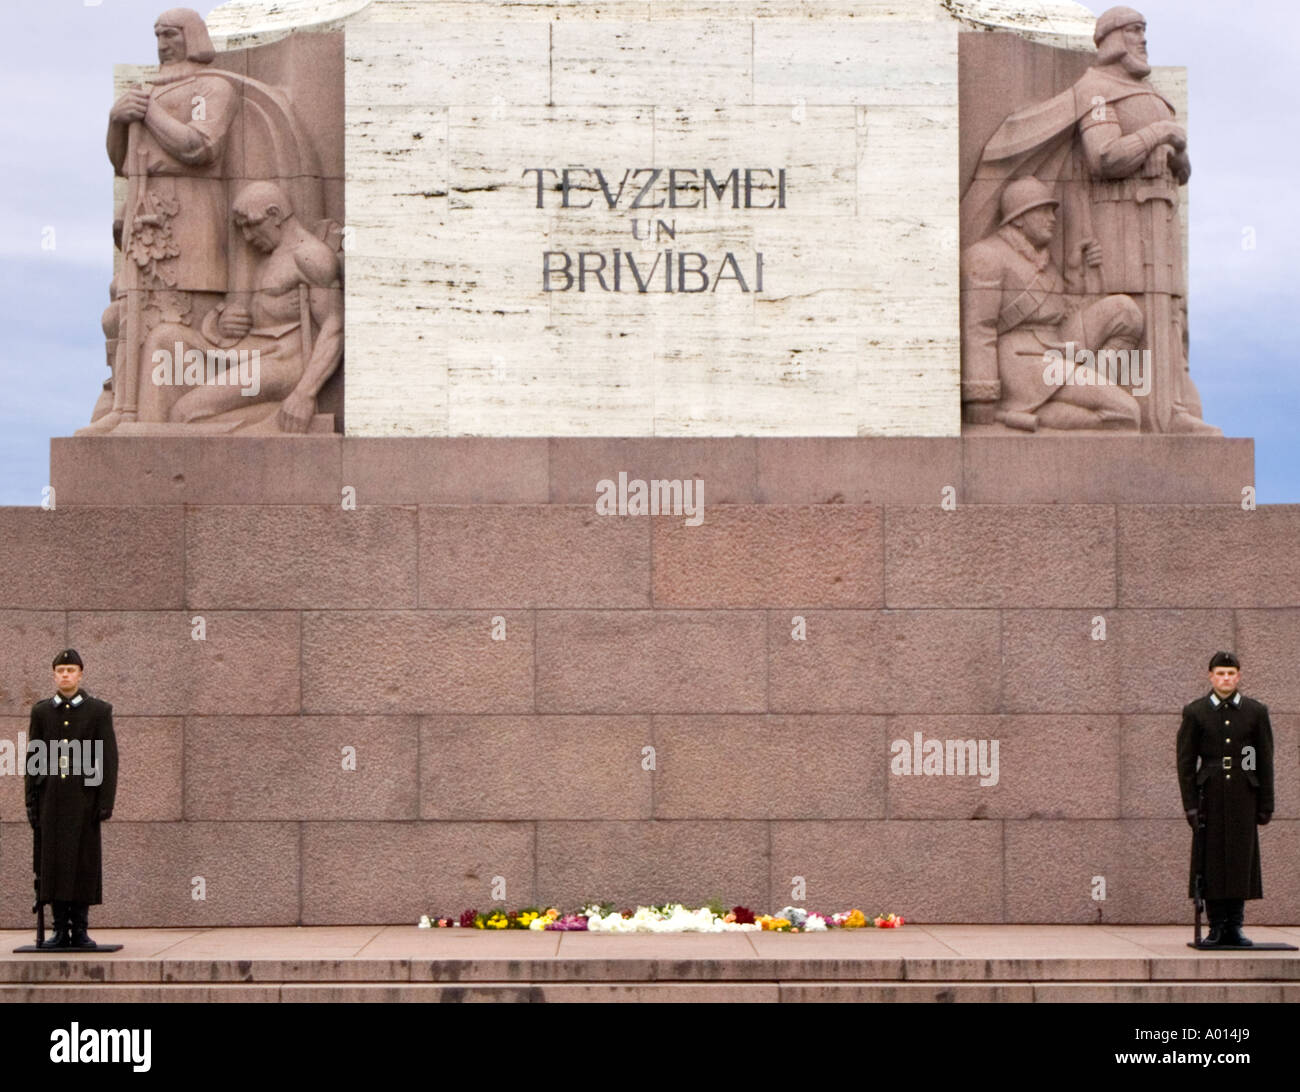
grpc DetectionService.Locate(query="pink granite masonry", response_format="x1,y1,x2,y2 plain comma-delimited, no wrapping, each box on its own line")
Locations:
1236,610,1300,713
536,820,769,911
536,610,767,714
769,821,1004,921
0,718,31,822
303,821,534,924
0,821,300,928
66,610,301,715
96,821,302,928
652,715,888,819
419,506,650,608
50,435,1254,506
767,609,1002,713
1118,505,1300,607
754,438,961,505
0,437,1293,926
1004,819,1183,923
301,610,535,713
49,437,193,506
1004,820,1300,924
342,438,549,505
420,715,653,820
186,506,418,609
109,717,185,822
1000,609,1236,714
549,438,759,505
185,715,419,820
884,715,1120,820
886,505,1115,608
0,612,66,714
0,508,183,609
961,437,1254,504
51,437,343,505
652,506,881,608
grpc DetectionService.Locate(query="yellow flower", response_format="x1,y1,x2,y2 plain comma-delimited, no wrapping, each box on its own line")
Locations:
844,909,867,929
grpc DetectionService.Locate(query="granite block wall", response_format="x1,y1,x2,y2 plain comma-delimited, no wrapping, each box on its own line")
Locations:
1,436,1294,925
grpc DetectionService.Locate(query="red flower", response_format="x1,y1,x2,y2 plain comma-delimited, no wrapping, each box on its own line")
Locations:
731,906,756,925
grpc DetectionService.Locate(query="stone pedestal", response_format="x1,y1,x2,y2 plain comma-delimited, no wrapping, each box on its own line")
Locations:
2,435,1295,927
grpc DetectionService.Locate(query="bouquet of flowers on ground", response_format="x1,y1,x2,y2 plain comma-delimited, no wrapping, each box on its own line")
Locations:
418,901,904,933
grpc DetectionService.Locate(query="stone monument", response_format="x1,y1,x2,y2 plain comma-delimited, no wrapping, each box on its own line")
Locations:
1,2,1292,931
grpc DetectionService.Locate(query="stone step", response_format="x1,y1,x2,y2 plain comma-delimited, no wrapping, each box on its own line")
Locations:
5,953,1298,983
6,957,1300,984
6,980,1296,1003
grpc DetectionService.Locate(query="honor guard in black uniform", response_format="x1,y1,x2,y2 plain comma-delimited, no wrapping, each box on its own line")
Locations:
1176,651,1274,946
24,649,119,949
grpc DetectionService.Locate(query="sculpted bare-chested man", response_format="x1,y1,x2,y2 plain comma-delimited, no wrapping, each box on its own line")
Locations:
138,180,343,433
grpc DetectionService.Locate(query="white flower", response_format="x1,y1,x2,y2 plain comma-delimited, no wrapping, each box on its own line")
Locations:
417,915,432,929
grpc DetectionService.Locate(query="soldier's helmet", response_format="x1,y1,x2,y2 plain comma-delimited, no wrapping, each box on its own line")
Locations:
998,178,1059,228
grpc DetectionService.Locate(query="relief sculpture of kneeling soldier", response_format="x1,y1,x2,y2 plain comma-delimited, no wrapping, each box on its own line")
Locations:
24,650,119,949
1177,651,1273,947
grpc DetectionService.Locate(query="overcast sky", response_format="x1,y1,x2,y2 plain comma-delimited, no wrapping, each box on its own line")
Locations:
1,0,1296,502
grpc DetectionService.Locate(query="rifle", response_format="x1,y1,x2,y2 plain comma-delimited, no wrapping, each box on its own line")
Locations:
31,820,45,947
1192,780,1207,946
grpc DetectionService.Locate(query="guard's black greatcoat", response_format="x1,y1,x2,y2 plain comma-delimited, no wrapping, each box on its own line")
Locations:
24,690,118,903
1176,691,1274,900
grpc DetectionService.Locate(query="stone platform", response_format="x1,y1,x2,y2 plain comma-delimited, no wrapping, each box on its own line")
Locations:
3,925,1299,1002
48,434,1253,505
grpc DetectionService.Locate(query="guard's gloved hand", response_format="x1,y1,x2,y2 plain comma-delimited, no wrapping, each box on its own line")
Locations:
98,809,112,822
1185,808,1197,827
27,805,39,828
1257,811,1272,826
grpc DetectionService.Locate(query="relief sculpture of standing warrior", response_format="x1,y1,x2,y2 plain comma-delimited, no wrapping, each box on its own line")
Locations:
962,5,1219,435
84,8,237,434
81,7,342,436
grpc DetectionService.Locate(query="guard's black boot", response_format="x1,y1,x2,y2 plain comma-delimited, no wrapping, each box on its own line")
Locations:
68,904,97,950
1202,923,1226,947
40,902,71,949
1217,901,1249,946
1221,925,1252,947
